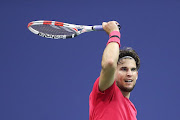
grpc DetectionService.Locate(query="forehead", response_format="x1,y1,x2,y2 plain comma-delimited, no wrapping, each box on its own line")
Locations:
118,58,136,67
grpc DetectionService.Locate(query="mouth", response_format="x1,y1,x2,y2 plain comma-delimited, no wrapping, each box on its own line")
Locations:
125,80,133,83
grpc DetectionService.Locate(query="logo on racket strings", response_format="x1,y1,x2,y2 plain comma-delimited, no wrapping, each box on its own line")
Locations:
38,32,67,39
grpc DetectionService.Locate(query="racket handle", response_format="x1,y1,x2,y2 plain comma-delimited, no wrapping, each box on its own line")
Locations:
93,25,104,31
93,25,121,31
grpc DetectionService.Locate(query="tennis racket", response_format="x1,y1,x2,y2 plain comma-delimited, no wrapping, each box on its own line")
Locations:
27,20,121,39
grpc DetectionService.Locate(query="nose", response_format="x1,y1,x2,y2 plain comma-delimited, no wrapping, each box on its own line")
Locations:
127,69,133,76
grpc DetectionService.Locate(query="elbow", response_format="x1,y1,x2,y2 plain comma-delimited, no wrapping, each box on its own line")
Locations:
101,59,117,70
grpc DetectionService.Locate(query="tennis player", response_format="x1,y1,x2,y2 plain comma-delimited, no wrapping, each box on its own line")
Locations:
89,21,140,120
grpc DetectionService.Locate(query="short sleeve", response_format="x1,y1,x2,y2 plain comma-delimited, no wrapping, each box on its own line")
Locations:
90,77,116,105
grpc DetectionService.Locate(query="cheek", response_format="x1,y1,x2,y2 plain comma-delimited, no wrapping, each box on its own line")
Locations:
116,71,125,78
115,71,120,78
115,71,124,82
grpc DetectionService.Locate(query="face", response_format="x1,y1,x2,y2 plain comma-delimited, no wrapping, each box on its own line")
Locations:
115,58,138,92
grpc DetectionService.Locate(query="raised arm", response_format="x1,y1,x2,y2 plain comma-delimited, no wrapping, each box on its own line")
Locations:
99,21,120,91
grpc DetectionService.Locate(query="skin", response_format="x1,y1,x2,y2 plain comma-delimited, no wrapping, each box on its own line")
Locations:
99,21,138,98
115,58,138,98
99,21,120,92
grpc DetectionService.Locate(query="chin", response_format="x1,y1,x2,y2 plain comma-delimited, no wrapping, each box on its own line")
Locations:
120,85,136,92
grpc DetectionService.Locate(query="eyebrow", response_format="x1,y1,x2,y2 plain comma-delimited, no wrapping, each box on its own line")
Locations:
117,61,123,65
120,67,137,70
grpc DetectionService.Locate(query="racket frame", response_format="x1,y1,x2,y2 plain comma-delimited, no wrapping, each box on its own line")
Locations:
28,20,101,39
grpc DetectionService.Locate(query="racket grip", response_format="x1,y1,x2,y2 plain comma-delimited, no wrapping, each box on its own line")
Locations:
93,24,121,31
93,25,104,31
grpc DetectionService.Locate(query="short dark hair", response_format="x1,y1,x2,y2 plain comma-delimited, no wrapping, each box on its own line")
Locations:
118,47,140,70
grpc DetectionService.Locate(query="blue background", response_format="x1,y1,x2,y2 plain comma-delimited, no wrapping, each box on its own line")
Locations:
1,0,180,120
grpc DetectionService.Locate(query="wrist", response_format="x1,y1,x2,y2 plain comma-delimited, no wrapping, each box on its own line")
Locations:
109,31,120,38
107,31,121,47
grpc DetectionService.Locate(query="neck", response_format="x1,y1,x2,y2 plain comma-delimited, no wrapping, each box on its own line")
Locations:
121,91,130,99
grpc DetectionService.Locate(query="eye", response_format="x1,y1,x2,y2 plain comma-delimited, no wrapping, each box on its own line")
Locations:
131,68,137,71
120,67,127,71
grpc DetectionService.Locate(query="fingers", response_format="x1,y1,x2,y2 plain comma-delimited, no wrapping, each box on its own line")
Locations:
102,22,107,28
102,21,120,35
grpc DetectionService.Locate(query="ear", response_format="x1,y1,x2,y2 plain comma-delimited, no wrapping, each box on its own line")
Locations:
136,71,138,80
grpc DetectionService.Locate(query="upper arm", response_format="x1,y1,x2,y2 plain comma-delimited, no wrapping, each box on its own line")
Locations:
99,67,116,91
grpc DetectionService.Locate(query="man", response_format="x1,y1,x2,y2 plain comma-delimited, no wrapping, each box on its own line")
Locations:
89,21,140,120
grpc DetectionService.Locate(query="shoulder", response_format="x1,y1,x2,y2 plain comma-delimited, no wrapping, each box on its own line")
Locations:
90,77,116,99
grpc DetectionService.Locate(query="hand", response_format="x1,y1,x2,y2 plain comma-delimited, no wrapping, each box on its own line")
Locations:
102,21,120,35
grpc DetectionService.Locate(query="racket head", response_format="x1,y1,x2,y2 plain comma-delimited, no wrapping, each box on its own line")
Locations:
27,20,79,39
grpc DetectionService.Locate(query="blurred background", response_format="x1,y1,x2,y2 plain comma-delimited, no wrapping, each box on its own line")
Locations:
1,0,180,120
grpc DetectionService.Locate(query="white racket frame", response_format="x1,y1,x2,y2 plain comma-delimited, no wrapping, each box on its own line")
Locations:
28,20,103,39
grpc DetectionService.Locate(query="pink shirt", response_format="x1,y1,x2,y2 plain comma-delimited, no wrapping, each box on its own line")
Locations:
89,77,137,120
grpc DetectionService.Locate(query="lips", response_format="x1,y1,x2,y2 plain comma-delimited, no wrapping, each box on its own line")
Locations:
125,80,133,82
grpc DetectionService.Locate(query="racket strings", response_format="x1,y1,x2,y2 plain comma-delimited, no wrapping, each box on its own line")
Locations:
31,25,77,36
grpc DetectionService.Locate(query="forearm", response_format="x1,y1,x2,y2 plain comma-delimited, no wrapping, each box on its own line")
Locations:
101,42,119,70
101,28,121,70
